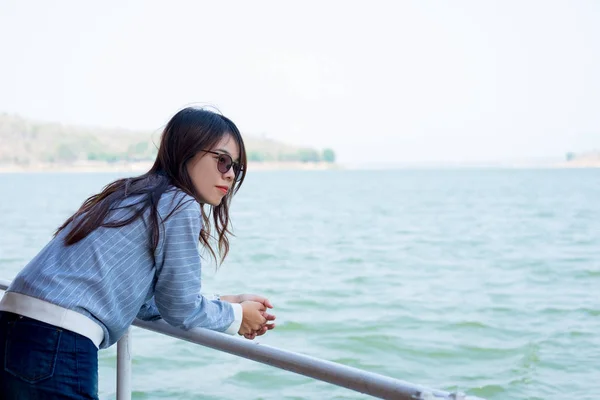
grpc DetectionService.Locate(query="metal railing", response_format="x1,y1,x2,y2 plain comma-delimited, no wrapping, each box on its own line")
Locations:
0,279,485,400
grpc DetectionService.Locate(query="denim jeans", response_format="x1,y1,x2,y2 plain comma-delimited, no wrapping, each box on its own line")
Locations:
0,311,99,399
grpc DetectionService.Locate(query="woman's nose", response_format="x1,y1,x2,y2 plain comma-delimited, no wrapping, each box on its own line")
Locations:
223,166,235,181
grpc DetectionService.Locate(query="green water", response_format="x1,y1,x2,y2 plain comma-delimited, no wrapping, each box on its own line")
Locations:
0,169,598,399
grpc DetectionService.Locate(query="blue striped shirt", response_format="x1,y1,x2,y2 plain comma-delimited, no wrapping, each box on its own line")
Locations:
6,186,236,348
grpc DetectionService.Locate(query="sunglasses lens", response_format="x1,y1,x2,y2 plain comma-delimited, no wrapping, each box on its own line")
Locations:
217,155,232,173
214,152,243,181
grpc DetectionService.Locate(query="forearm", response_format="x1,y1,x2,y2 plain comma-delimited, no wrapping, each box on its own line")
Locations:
219,294,240,303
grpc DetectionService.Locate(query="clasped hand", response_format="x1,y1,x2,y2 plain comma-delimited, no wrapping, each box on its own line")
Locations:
220,294,276,340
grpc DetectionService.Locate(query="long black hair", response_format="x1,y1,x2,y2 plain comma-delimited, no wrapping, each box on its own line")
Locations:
55,107,247,264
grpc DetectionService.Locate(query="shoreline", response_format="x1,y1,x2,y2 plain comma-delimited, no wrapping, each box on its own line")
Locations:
0,161,342,173
0,161,599,174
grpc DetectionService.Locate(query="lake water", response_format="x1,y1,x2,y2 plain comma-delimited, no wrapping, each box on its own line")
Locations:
0,169,598,400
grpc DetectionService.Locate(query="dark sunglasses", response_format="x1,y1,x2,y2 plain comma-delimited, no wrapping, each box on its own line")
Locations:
202,150,243,181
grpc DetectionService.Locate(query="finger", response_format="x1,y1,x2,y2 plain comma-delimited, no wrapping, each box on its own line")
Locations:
251,294,273,308
253,321,266,331
261,312,276,321
255,326,268,336
259,314,267,324
263,298,273,309
253,296,273,309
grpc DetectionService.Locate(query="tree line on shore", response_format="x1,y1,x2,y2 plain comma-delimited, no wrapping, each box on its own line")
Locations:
0,113,336,165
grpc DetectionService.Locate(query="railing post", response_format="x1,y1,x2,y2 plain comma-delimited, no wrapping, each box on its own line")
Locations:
116,328,132,400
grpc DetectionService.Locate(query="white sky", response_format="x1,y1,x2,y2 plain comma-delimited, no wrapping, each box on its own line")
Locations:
0,0,598,165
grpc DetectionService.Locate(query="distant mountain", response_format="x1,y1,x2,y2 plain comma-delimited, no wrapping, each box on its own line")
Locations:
0,113,336,166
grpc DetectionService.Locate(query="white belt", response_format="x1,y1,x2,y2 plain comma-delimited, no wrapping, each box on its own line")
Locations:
0,292,104,349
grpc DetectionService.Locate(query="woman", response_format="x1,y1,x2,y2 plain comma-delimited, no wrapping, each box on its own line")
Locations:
0,107,275,399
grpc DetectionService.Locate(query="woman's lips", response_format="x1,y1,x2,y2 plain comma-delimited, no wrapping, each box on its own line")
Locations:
216,186,228,194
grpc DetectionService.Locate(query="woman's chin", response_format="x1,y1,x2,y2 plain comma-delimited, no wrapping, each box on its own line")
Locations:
208,197,224,207
196,193,221,207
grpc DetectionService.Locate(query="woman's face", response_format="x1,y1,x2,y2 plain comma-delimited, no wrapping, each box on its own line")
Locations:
186,134,240,206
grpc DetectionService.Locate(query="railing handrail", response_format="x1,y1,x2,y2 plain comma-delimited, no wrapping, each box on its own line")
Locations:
0,278,484,400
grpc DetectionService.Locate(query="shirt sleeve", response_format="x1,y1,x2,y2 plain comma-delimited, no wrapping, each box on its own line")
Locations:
152,202,239,333
136,297,162,321
136,295,243,335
